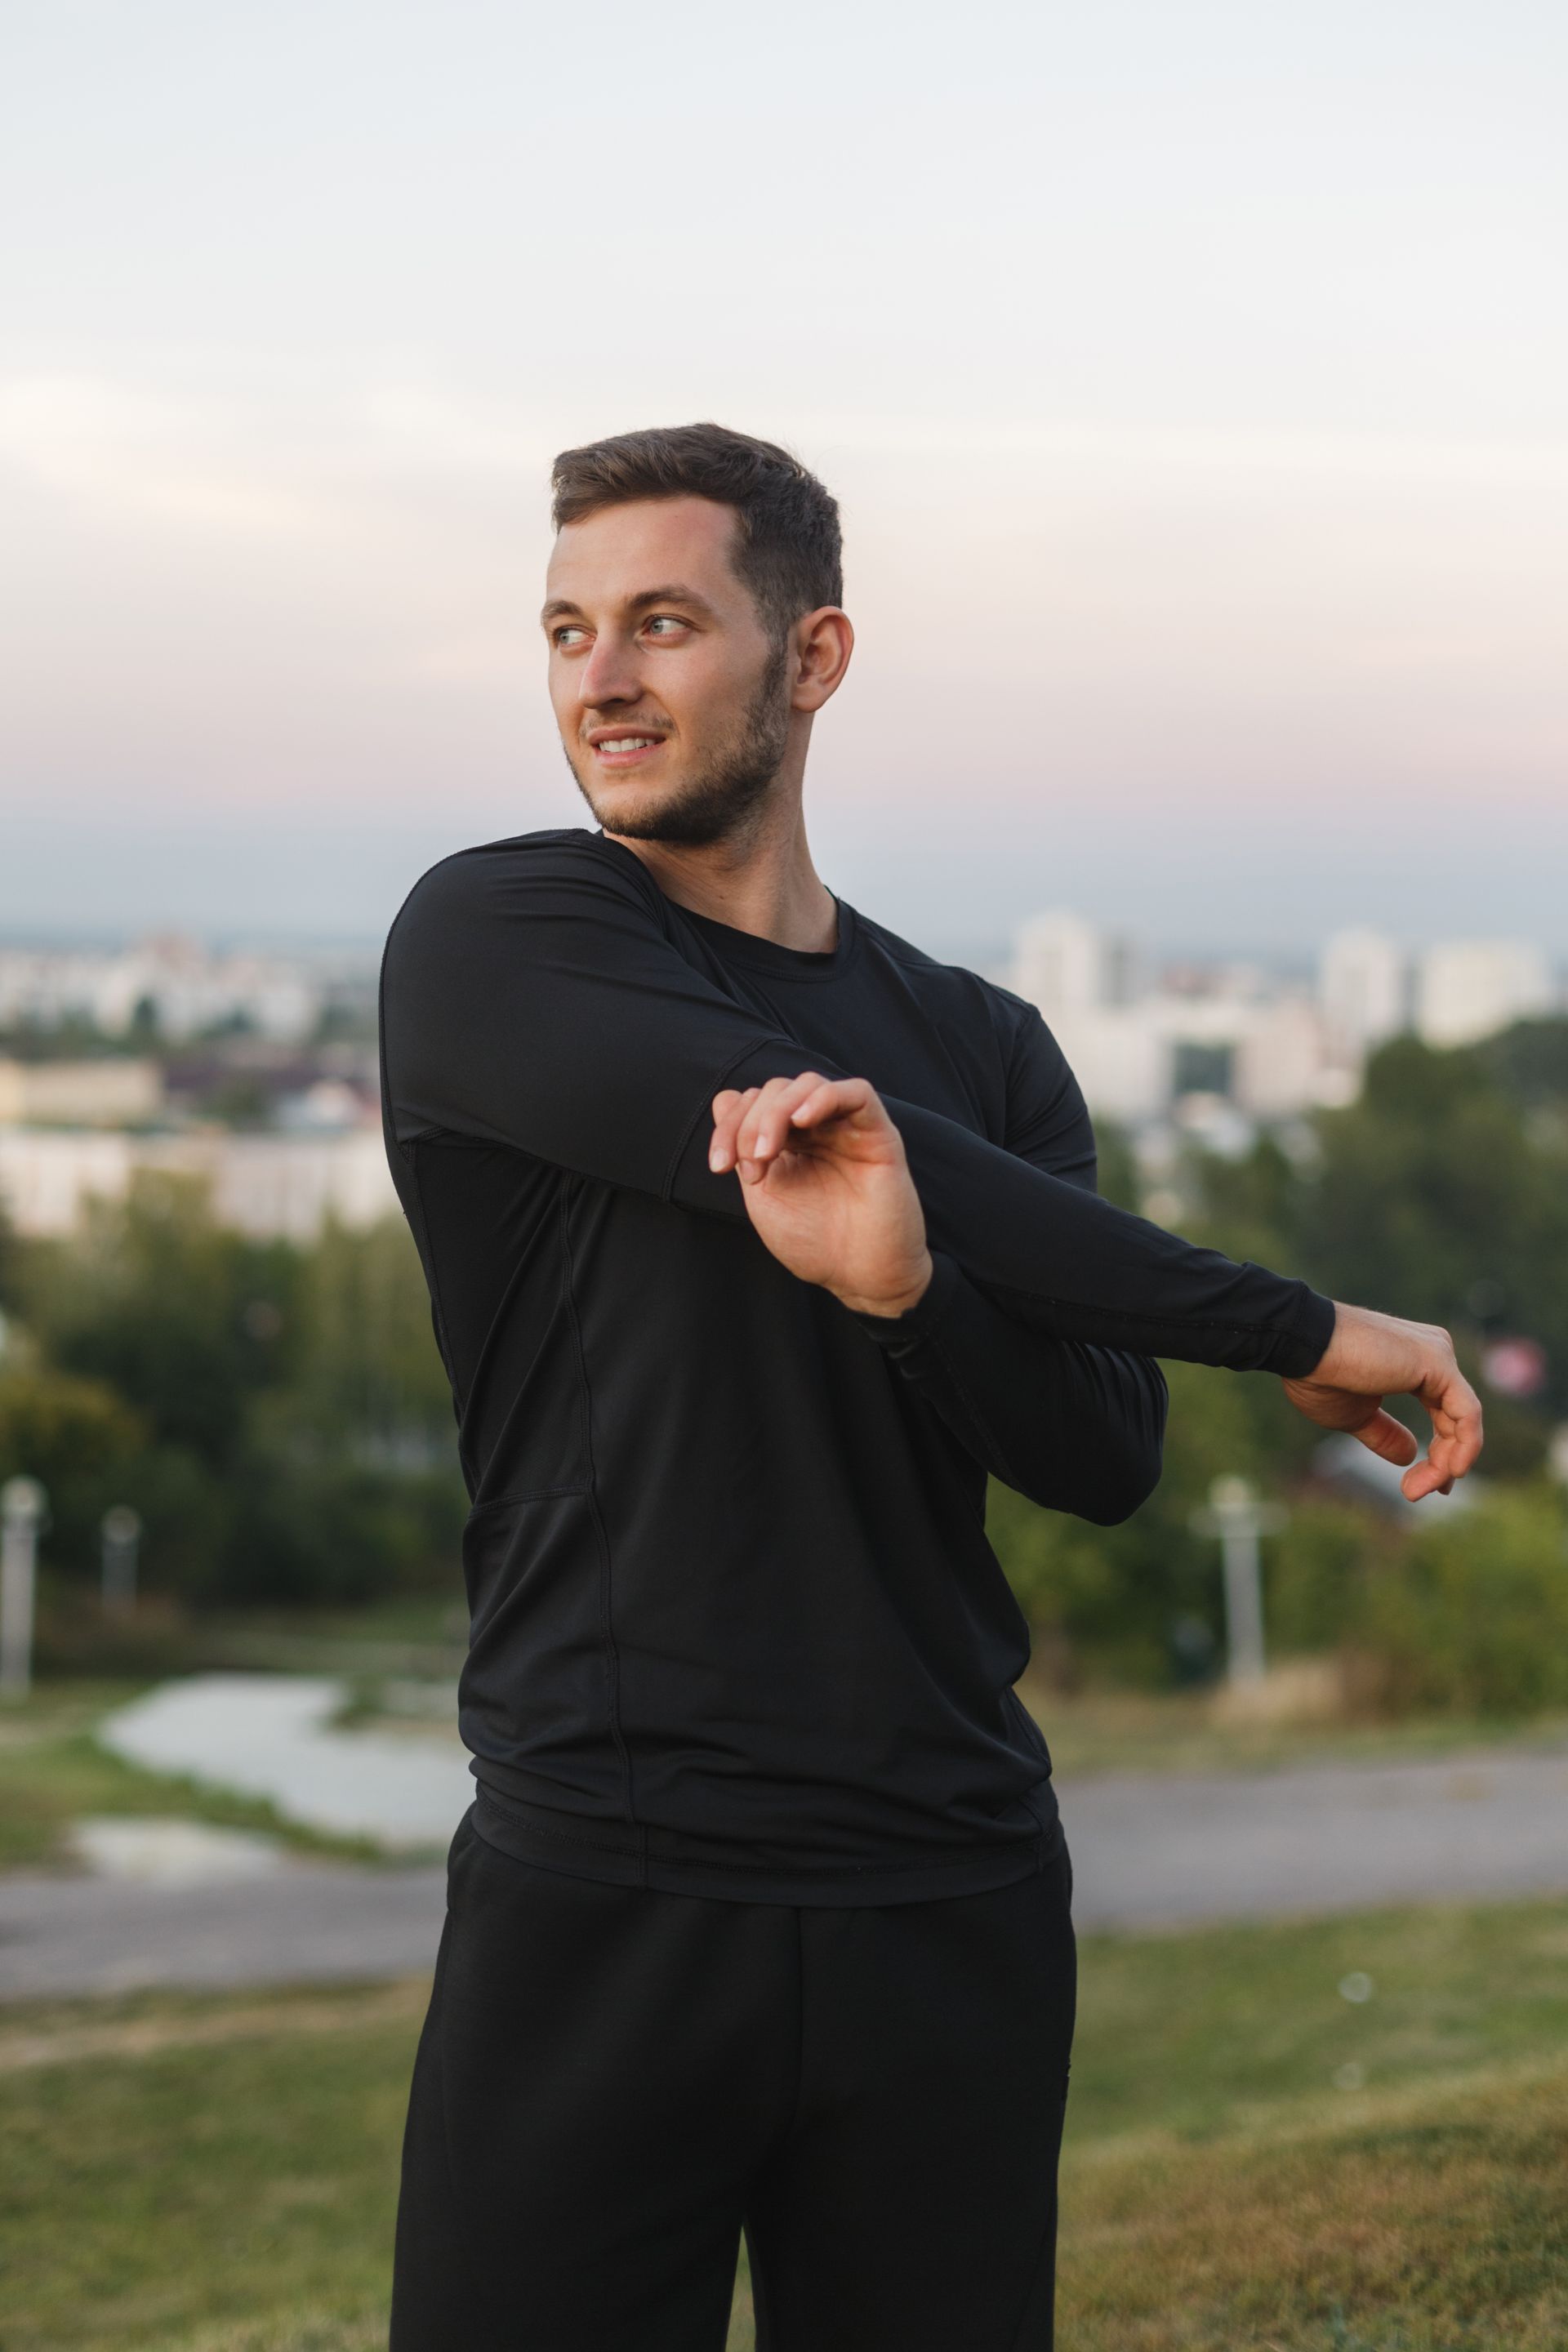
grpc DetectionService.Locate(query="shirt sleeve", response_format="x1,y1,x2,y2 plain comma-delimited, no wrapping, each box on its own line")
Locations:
381,835,1336,1377
846,1002,1168,1521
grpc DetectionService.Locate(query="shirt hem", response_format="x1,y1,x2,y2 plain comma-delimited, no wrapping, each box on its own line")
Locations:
470,1782,1061,1909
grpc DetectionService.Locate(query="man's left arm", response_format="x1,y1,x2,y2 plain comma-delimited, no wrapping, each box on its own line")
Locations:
851,1006,1170,1524
848,1001,1168,1525
850,1254,1167,1522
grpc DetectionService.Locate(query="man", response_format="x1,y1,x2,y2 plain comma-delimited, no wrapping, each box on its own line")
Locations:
380,424,1481,2350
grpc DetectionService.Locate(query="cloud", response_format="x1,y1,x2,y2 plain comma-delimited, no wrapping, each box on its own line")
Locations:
0,374,335,541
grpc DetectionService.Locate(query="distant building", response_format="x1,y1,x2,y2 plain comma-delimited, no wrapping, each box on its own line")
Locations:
1414,940,1556,1048
1318,929,1408,1055
0,938,325,1045
0,1058,163,1127
0,1128,398,1241
1012,911,1143,1020
1009,914,1339,1126
1011,910,1561,1128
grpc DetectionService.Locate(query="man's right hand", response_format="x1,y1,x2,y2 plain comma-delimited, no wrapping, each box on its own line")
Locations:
1282,1303,1484,1501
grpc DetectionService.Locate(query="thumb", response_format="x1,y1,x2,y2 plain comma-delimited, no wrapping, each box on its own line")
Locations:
1350,1408,1419,1468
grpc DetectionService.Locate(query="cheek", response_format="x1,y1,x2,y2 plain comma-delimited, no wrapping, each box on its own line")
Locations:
667,651,753,738
546,664,580,728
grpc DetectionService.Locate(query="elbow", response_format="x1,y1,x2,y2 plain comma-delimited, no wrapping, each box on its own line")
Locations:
1067,1367,1169,1525
1009,1428,1165,1525
1075,1434,1165,1526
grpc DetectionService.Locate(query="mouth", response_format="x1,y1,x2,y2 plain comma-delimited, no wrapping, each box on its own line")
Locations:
587,730,667,770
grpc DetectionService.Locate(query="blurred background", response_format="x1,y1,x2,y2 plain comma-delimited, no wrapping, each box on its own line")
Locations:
2,5,1566,2350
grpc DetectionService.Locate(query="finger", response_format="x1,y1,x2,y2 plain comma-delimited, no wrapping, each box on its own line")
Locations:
1348,1408,1419,1468
736,1074,829,1165
1418,1370,1486,1481
1405,1398,1483,1499
709,1088,761,1173
788,1077,878,1130
710,1087,760,1171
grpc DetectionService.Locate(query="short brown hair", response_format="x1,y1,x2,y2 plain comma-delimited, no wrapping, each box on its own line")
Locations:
550,422,843,641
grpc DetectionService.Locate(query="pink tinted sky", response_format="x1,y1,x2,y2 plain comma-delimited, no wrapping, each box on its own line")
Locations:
2,0,1565,951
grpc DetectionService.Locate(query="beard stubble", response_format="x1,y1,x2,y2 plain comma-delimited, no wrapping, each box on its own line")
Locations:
565,639,792,848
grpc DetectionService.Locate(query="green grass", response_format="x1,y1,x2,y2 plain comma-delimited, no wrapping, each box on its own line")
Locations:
0,1682,381,1873
1058,1901,1568,2350
1061,2060,1568,2350
0,1982,421,2352
2,1896,1567,2349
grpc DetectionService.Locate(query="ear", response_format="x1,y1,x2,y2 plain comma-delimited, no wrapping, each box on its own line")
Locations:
790,608,854,712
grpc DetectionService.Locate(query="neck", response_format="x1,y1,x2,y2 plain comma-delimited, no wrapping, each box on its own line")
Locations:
606,786,837,954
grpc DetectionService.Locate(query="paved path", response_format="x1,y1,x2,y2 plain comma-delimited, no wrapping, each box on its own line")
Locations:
1060,1744,1568,1930
4,1741,1566,2002
0,1862,450,2002
98,1674,473,1848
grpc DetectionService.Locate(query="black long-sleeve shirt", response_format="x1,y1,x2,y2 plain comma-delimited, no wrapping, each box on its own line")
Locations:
380,829,1334,1904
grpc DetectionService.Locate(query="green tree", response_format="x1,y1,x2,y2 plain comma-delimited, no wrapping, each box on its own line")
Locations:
18,1173,298,1469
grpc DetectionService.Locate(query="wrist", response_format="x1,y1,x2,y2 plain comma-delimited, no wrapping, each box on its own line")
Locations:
832,1252,934,1322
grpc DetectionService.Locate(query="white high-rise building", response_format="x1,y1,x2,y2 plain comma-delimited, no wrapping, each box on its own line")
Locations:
1318,929,1408,1054
1414,941,1554,1048
1011,912,1141,1019
1009,913,1339,1125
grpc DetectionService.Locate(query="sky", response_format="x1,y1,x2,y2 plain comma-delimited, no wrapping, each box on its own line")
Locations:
2,0,1566,956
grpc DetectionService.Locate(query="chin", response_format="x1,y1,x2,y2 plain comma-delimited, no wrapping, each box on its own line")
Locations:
583,782,679,838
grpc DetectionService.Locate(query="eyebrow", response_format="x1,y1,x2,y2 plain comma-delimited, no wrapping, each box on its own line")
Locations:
539,582,719,626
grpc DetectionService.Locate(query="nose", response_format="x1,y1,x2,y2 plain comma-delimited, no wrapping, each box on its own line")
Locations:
577,629,642,711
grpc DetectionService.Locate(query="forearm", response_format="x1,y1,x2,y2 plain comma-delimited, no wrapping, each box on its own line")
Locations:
851,1251,1168,1521
677,1047,1334,1374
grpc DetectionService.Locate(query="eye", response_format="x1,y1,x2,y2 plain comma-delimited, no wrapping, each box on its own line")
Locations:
644,614,689,638
552,625,588,648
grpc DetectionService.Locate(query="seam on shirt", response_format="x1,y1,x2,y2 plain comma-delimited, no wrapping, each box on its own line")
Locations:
979,1275,1304,1350
475,1786,643,1859
464,1485,588,1521
920,1321,1030,1498
556,1185,646,1880
865,1261,1032,1496
660,1033,805,1204
396,1141,476,1491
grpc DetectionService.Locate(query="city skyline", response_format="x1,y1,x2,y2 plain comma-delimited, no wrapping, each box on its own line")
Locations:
4,905,1560,1244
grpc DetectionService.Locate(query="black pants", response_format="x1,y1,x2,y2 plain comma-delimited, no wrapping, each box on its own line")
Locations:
390,1808,1076,2351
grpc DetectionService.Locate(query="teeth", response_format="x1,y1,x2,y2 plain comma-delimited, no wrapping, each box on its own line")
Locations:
599,737,657,753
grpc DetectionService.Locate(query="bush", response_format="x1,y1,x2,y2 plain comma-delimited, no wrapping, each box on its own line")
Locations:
0,1362,145,1490
1346,1485,1568,1716
222,1454,466,1607
1265,1498,1388,1655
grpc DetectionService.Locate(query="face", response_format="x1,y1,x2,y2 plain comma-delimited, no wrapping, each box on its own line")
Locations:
541,496,795,847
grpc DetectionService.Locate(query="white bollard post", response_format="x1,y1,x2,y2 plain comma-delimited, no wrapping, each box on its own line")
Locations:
1,1477,47,1703
100,1504,144,1616
1189,1475,1287,1689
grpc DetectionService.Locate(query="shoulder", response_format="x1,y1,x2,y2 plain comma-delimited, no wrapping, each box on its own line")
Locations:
853,911,1068,1069
383,828,666,960
849,910,1089,1166
852,910,1020,1032
867,921,1094,1178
